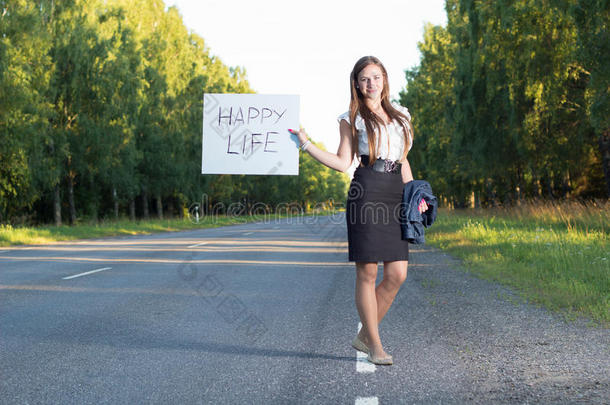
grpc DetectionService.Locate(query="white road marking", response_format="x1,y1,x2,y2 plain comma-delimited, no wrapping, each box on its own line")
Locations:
355,397,379,405
243,232,253,236
356,349,376,373
62,267,111,280
355,324,378,405
188,242,208,248
356,322,376,373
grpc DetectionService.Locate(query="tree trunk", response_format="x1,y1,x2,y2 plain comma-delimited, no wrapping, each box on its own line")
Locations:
67,175,76,225
49,136,62,226
129,199,136,221
113,187,119,219
156,194,163,219
54,184,62,226
542,175,554,200
485,179,496,207
600,128,610,198
167,198,175,219
177,200,183,218
142,190,149,219
561,171,571,199
532,168,542,199
515,166,523,203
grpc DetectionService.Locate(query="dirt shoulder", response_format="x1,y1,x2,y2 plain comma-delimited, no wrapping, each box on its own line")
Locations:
393,244,609,403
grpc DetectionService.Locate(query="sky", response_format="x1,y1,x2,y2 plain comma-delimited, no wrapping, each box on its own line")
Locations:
165,0,447,152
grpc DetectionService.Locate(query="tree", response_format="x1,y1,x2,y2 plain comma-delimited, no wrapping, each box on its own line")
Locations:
572,0,610,196
401,0,604,205
0,0,350,225
0,0,53,222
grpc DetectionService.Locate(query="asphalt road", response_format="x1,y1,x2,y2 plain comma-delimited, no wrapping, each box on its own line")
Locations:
1,214,608,404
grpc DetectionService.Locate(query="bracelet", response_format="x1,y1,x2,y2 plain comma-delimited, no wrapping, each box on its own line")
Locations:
300,139,311,151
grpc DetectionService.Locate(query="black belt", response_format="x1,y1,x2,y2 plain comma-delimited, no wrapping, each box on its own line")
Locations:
360,155,401,173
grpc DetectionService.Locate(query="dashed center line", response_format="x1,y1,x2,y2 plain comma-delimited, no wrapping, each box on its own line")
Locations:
243,232,253,236
62,267,111,280
187,242,208,248
356,349,375,373
355,323,378,404
356,322,376,373
355,397,379,405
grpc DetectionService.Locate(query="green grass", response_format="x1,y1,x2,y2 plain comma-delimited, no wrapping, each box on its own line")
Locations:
427,200,609,326
0,215,270,246
0,208,342,247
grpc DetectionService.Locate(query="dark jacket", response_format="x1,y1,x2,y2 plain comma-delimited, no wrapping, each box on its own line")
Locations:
401,180,437,244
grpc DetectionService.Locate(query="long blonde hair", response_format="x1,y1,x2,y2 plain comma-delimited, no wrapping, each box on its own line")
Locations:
349,56,413,164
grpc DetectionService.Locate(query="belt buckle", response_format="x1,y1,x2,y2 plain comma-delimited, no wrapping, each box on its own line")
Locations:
383,160,397,173
369,158,399,173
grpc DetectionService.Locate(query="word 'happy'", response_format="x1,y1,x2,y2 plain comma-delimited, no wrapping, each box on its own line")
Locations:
217,106,287,126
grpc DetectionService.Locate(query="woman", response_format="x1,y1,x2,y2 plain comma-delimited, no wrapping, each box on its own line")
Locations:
289,56,428,365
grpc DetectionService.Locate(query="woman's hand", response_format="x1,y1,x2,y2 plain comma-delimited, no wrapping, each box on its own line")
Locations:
418,198,429,214
288,128,309,146
287,122,354,172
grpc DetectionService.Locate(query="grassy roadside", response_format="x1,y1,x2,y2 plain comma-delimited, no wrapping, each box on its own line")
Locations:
0,217,254,246
0,209,342,246
426,200,609,326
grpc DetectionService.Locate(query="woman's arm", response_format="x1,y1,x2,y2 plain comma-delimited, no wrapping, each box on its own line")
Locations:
289,120,354,172
401,158,414,184
401,159,429,212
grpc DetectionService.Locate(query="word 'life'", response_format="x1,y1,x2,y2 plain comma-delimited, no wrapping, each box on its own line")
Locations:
218,106,287,126
227,132,278,155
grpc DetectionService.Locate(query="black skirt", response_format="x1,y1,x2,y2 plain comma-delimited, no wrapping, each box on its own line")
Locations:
346,165,409,262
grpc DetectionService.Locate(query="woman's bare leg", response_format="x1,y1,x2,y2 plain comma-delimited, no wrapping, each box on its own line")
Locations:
358,260,408,344
355,262,389,358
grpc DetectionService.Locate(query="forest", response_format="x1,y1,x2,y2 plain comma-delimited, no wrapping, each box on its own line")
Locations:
401,0,609,207
0,0,349,225
1,0,608,225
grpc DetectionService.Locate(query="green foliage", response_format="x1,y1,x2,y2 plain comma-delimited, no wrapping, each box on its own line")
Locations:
572,0,610,134
0,0,348,225
401,0,609,205
0,0,53,222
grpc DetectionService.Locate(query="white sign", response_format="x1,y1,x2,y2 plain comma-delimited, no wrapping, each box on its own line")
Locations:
202,94,300,175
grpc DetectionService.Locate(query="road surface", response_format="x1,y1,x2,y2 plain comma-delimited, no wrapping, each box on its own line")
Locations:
1,214,608,404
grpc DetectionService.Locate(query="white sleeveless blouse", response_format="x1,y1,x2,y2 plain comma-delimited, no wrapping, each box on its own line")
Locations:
337,102,412,161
